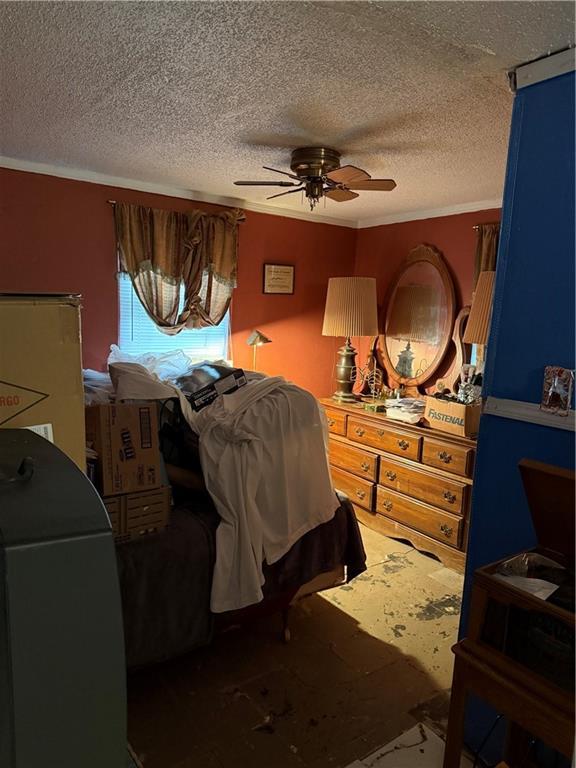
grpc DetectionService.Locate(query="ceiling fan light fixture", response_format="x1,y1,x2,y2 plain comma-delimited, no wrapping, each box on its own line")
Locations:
305,178,326,210
234,145,397,212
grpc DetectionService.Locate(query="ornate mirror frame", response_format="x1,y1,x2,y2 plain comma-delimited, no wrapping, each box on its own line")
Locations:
375,244,456,393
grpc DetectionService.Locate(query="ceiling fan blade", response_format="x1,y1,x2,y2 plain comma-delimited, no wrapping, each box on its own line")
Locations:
326,165,371,184
262,165,302,181
324,188,359,202
234,180,300,187
347,179,397,191
266,188,304,200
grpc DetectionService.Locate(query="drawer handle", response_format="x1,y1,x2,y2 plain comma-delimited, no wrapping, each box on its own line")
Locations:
398,439,410,451
382,500,393,512
440,523,453,538
356,489,366,500
443,491,456,504
355,427,365,437
385,470,397,481
327,418,335,427
438,451,452,464
376,429,385,437
360,461,370,472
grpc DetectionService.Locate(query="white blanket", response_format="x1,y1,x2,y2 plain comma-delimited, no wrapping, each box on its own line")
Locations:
107,363,339,612
185,376,339,612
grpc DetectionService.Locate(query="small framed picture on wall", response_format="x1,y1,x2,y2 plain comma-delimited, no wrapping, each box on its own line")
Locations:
263,263,295,295
540,366,574,416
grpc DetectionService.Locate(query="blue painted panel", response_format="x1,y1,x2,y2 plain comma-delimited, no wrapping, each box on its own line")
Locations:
465,68,576,624
484,71,576,403
460,68,575,765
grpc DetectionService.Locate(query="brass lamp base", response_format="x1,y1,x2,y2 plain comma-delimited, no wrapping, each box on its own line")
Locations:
331,338,358,403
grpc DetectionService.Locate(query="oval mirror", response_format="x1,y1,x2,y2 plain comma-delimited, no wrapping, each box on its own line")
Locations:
376,245,455,390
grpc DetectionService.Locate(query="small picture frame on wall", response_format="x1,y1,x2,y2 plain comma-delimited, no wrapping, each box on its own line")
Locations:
263,263,295,295
540,366,574,416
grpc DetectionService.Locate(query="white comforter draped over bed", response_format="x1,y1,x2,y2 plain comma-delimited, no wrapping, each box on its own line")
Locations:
185,377,339,613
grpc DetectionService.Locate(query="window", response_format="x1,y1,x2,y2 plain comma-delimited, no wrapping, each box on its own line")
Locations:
118,273,230,360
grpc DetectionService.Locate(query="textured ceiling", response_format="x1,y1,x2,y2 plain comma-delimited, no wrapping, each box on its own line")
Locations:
0,1,574,225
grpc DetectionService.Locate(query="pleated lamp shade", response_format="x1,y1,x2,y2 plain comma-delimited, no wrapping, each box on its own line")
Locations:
322,277,379,337
463,271,496,345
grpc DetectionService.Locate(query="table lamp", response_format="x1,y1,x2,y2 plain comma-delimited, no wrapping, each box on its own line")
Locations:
247,329,272,369
322,277,379,402
463,271,496,361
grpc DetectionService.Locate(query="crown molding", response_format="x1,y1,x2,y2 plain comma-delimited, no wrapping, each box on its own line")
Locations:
0,156,358,229
357,198,503,229
1,155,502,231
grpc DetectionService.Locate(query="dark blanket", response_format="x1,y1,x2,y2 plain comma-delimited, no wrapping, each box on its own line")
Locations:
116,492,365,669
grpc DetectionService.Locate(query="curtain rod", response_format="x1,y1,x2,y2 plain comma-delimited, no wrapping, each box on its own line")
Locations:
473,221,500,230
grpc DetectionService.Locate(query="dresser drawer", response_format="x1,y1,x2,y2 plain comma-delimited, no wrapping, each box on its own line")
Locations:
348,417,422,462
329,438,378,481
379,458,467,515
421,437,474,478
331,466,374,511
376,486,462,548
324,407,347,436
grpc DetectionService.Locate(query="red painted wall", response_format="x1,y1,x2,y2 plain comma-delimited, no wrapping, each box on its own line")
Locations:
230,211,356,396
1,167,500,397
355,209,502,307
354,209,502,381
0,168,355,397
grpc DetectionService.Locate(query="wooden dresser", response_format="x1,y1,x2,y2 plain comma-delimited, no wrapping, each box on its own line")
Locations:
320,399,476,573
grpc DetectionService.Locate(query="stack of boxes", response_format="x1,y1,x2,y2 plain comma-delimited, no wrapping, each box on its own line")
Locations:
85,403,171,542
0,294,171,543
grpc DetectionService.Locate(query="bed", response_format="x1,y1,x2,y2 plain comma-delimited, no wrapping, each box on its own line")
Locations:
116,490,365,668
90,363,367,667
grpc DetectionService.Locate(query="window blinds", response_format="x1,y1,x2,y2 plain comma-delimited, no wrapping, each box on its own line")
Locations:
118,274,230,360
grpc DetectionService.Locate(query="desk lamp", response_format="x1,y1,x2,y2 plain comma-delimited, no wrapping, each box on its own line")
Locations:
322,277,379,402
247,329,272,370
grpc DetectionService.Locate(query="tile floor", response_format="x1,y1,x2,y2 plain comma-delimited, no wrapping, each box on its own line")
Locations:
344,723,472,767
128,524,464,768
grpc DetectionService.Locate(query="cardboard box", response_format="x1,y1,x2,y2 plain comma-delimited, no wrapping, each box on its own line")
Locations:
125,486,171,539
0,294,85,470
424,396,482,437
101,496,123,539
102,487,171,543
85,403,161,495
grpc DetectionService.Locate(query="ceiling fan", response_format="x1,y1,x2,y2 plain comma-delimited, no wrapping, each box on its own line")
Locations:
234,147,396,211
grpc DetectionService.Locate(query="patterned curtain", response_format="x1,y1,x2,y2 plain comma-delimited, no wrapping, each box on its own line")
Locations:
474,223,500,285
114,203,244,333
